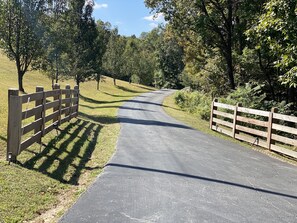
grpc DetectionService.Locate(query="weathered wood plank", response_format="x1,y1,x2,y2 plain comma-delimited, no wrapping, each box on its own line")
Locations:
61,98,71,104
237,107,270,117
22,118,43,135
22,105,43,120
272,123,297,135
20,131,42,151
270,144,297,159
236,115,268,127
235,134,268,148
214,102,235,110
45,100,59,110
236,124,267,138
271,134,297,147
211,125,233,137
213,118,233,128
273,113,297,123
213,110,234,119
44,89,60,98
44,111,59,123
21,92,43,104
43,123,56,135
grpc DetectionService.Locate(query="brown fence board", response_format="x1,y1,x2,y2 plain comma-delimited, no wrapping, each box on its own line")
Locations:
273,113,297,123
45,100,59,110
211,125,233,137
20,131,42,151
236,124,267,138
21,92,43,104
270,144,297,159
213,110,234,119
214,102,235,110
271,134,297,147
213,118,233,128
22,118,43,135
45,89,60,98
237,107,270,117
236,115,268,127
45,111,59,123
22,105,43,120
272,123,297,135
235,134,268,148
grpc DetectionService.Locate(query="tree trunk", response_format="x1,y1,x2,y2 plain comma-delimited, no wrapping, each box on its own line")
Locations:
225,49,235,90
18,72,24,92
226,0,235,90
113,78,116,86
97,74,101,90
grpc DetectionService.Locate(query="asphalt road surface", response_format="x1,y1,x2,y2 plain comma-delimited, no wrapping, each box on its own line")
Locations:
60,90,297,223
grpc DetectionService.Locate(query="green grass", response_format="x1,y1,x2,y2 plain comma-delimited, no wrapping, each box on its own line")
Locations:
0,53,154,222
163,93,297,166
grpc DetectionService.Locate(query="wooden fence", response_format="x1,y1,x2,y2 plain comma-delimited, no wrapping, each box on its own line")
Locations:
7,84,79,162
210,99,297,159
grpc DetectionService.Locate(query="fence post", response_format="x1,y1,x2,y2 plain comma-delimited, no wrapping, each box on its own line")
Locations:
267,107,277,150
53,83,60,123
210,98,218,129
7,89,22,162
74,86,79,117
232,103,241,138
65,84,71,119
35,86,44,144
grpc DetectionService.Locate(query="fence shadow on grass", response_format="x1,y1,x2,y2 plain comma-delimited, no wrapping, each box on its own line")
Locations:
22,118,102,185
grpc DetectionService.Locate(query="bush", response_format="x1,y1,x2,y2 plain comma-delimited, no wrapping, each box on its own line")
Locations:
174,90,211,120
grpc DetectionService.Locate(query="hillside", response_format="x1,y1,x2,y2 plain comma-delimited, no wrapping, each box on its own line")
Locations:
0,53,154,222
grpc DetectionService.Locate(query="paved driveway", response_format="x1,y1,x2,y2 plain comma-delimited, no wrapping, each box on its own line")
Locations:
60,90,297,223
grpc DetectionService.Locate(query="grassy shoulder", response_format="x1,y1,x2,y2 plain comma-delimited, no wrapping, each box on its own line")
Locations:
163,92,297,166
0,53,154,222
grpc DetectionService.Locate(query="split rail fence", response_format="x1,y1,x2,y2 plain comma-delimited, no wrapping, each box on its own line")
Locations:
210,99,297,159
7,84,79,162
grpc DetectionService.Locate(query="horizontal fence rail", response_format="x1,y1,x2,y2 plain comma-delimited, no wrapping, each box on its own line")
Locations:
210,99,297,159
7,84,79,162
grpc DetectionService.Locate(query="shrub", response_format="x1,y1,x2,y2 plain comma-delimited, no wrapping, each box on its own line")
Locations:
174,90,211,120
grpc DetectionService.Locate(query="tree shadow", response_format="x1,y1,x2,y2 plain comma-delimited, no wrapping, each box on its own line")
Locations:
79,112,118,125
118,117,193,130
80,93,126,105
107,163,297,200
116,85,143,94
79,104,155,112
0,135,7,143
21,119,102,185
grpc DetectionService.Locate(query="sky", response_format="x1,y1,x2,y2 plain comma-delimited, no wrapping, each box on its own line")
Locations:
92,0,165,37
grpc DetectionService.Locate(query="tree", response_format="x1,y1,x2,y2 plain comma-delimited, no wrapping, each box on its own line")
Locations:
64,0,99,86
145,0,266,90
31,0,69,86
247,0,297,104
158,28,184,88
102,28,126,85
95,20,111,90
0,0,44,92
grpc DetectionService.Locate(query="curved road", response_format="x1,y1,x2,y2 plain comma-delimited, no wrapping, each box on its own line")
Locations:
61,90,297,223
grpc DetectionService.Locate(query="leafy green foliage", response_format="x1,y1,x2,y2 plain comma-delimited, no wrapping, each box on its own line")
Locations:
174,90,211,120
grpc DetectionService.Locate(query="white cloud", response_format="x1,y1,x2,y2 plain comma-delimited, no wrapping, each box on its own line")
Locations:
149,23,158,28
143,13,164,22
93,3,108,9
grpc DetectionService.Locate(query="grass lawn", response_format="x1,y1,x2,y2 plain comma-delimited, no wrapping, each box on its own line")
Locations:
162,92,297,166
0,53,154,222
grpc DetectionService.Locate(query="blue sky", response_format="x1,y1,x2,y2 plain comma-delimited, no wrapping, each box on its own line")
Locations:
92,0,165,37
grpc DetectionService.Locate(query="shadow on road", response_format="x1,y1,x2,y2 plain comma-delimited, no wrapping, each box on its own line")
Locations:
119,117,193,130
107,163,297,200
